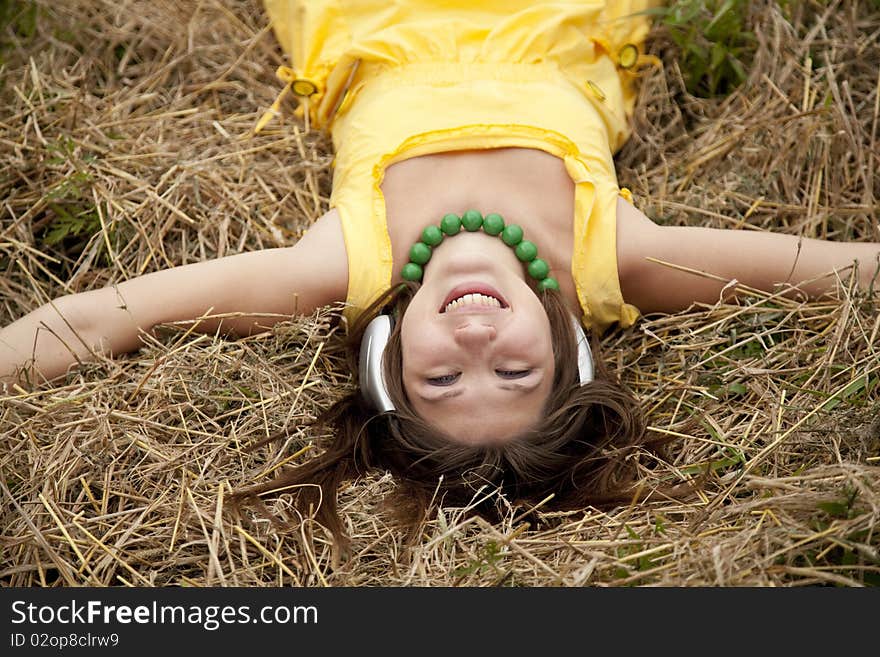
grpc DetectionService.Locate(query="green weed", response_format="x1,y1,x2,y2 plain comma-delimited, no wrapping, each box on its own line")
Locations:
0,0,36,74
820,375,879,411
0,0,37,42
648,0,755,97
795,488,880,586
453,540,505,579
614,525,669,580
679,447,745,478
39,137,113,265
816,487,859,520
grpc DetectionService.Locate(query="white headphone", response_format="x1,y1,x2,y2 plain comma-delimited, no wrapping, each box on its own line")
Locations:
358,313,594,414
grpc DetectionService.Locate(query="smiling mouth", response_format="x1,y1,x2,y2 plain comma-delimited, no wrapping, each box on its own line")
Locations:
444,292,504,313
440,283,509,313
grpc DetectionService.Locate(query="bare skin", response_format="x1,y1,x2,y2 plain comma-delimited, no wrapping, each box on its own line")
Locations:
385,149,571,444
2,147,879,446
382,148,581,312
386,148,880,442
399,230,556,445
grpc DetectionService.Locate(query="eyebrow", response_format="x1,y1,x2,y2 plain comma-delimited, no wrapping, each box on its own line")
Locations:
418,380,541,402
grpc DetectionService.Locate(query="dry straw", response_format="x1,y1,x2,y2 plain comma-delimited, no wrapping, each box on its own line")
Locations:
1,0,878,587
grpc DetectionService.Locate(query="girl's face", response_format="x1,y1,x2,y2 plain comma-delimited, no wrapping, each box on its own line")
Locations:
400,231,555,445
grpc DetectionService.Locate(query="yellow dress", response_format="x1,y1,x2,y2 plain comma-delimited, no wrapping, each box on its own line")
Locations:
260,0,656,333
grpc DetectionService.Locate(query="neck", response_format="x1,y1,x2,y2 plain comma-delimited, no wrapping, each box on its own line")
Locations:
381,149,579,305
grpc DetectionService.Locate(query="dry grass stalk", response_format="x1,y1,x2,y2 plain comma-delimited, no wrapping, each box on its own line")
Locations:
1,0,878,587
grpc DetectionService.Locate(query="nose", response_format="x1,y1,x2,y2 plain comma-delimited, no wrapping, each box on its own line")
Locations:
454,323,496,351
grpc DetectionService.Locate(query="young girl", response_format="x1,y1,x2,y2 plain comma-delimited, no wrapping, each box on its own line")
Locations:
2,1,878,543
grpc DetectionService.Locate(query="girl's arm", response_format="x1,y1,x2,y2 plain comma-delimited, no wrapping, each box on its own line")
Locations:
616,198,880,314
0,209,348,390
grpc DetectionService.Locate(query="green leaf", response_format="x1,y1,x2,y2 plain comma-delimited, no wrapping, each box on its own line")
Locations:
706,0,736,34
654,515,667,536
685,41,709,61
728,55,747,84
840,550,858,567
822,377,868,411
235,385,259,400
817,501,849,518
711,42,727,71
679,0,703,23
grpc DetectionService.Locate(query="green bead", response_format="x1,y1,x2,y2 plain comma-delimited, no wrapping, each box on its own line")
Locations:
527,258,550,280
440,213,462,236
515,240,538,262
482,213,505,235
461,209,483,231
401,262,423,281
421,225,443,246
537,277,559,292
501,224,523,246
409,242,432,265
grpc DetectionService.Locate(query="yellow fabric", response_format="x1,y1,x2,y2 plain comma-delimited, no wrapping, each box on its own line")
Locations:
262,0,653,333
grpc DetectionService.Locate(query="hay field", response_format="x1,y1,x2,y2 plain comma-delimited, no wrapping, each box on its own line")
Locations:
1,0,878,587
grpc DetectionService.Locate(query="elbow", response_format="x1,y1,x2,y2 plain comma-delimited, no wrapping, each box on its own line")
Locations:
46,293,97,346
47,288,144,360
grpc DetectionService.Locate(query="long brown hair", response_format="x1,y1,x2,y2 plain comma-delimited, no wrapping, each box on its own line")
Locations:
232,283,657,547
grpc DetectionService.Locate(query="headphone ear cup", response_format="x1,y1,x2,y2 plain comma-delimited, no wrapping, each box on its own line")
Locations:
358,314,396,413
570,314,594,385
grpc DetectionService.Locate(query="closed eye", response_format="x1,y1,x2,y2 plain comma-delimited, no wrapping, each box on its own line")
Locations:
427,372,461,386
495,369,531,379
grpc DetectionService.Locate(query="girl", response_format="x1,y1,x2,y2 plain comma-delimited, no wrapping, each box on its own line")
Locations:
2,1,878,543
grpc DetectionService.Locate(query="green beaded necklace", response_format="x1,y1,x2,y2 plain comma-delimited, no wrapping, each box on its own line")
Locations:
400,210,560,292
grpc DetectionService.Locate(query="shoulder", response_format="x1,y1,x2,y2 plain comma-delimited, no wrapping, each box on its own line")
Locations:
296,207,345,252
287,207,348,302
615,195,663,304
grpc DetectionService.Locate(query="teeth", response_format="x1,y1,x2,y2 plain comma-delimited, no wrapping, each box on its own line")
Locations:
444,293,502,312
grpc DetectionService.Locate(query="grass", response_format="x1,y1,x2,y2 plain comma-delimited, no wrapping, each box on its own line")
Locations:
0,0,878,587
648,0,754,97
